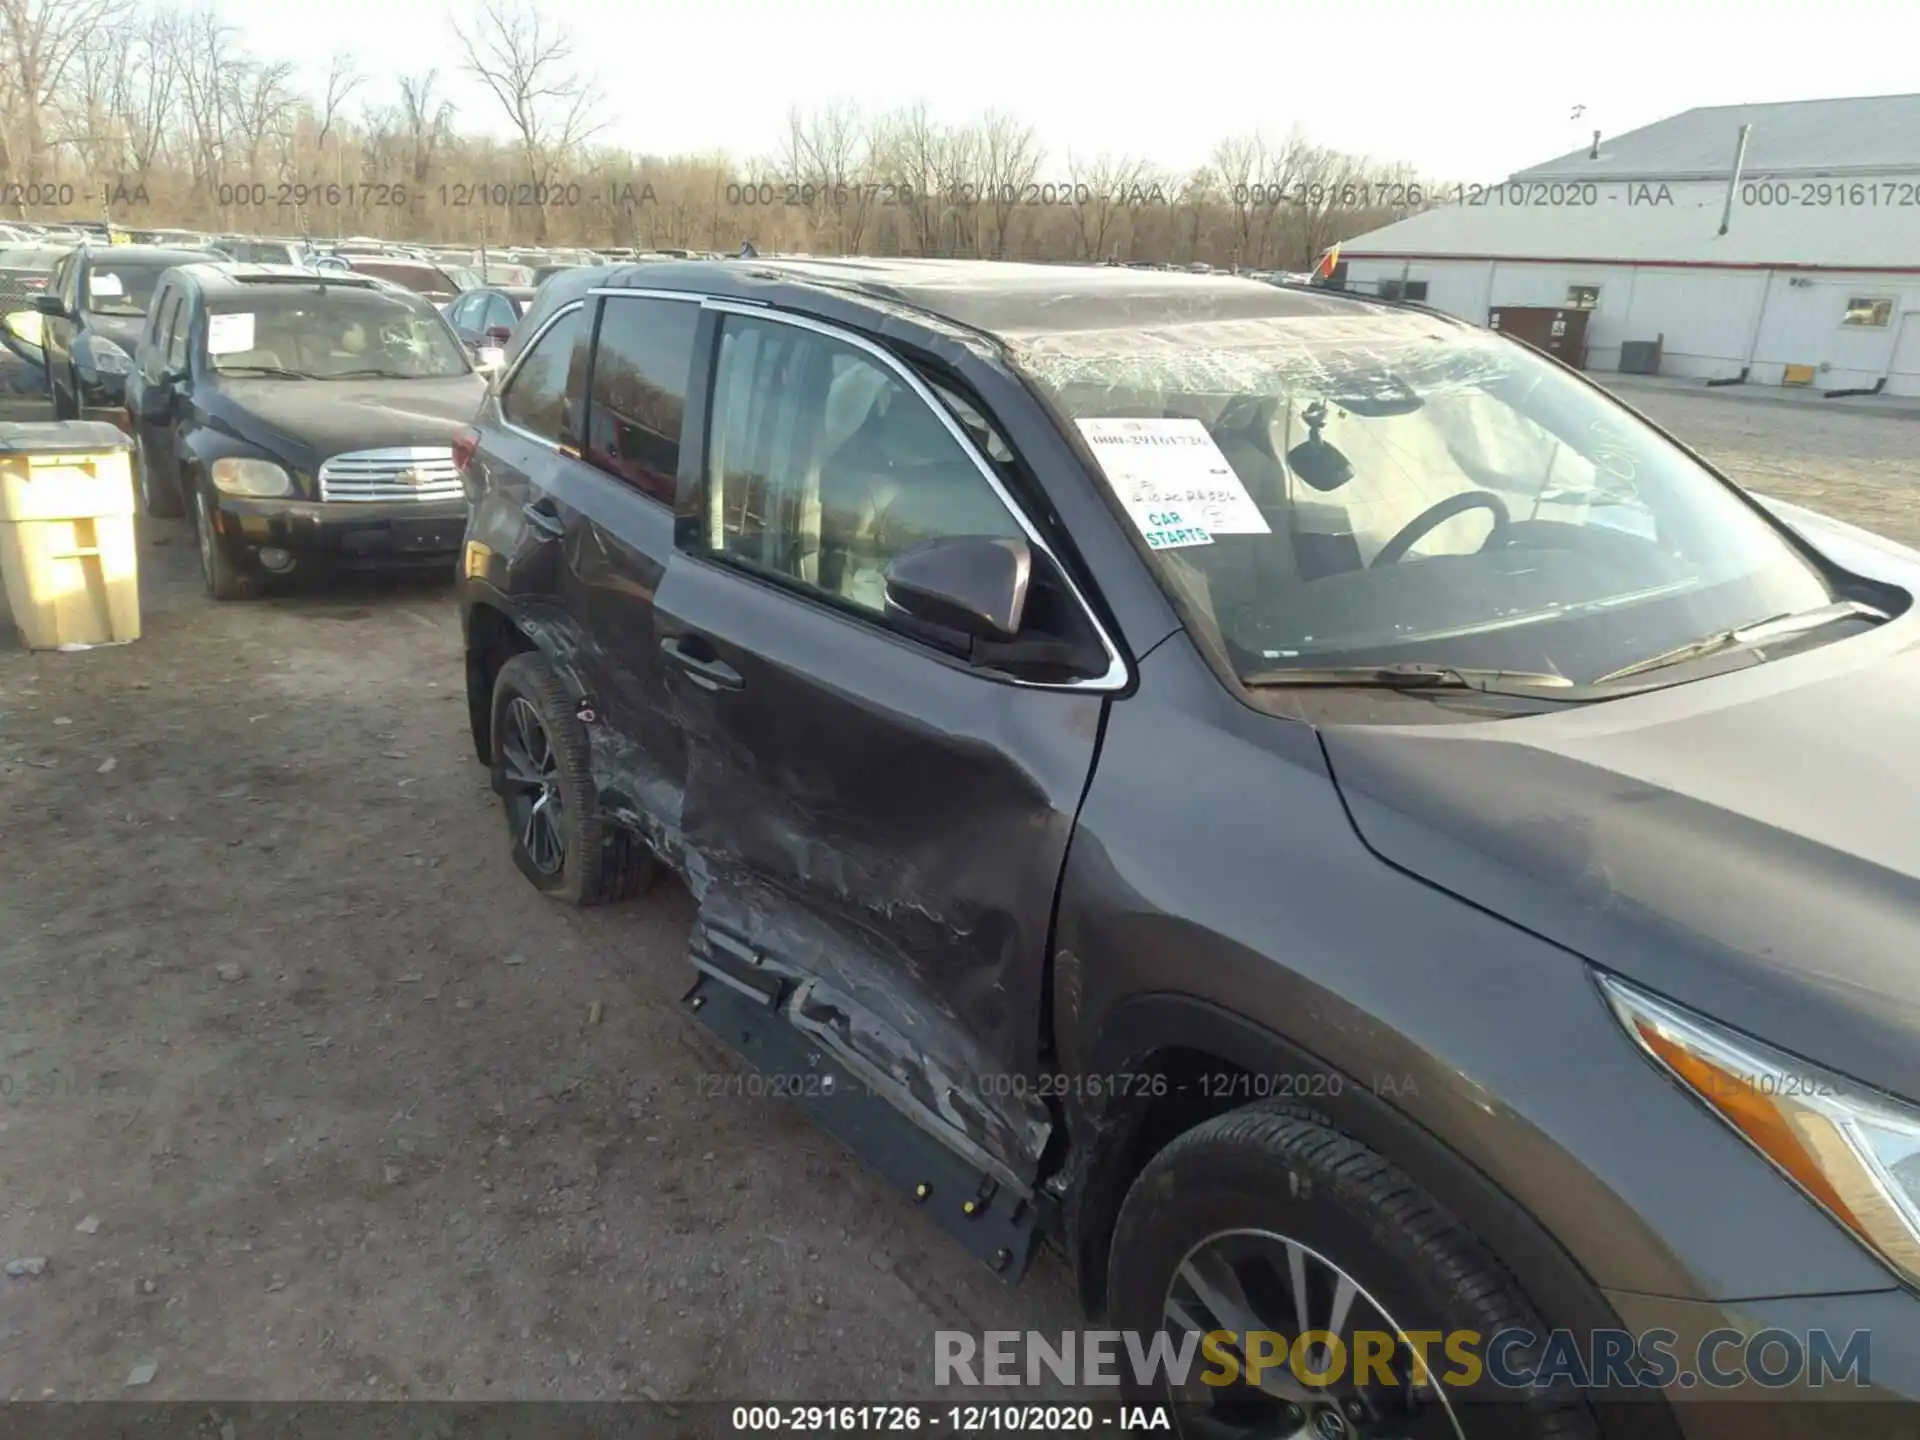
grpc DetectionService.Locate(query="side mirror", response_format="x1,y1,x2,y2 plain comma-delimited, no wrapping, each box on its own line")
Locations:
32,293,67,318
0,309,49,373
885,535,1031,640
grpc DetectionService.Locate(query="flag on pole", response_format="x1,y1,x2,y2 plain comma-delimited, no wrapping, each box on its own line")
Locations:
1314,243,1341,280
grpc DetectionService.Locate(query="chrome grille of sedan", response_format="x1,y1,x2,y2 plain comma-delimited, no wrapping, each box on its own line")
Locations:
317,446,463,502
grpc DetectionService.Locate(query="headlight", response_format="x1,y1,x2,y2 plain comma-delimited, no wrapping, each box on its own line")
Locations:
210,457,293,498
82,337,132,375
1600,972,1920,1286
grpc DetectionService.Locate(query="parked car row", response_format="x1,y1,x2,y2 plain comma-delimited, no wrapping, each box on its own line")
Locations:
0,247,493,597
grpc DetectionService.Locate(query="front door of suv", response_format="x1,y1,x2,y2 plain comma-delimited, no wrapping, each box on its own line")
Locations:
652,305,1119,1186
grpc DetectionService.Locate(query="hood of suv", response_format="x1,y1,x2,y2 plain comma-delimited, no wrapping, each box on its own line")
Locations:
1320,498,1920,1105
206,374,486,475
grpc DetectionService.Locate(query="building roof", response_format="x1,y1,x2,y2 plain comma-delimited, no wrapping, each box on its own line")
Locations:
1518,93,1920,181
1339,181,1920,270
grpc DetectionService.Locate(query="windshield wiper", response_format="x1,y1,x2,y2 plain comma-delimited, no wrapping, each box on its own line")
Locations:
322,366,427,379
1594,599,1890,685
1239,662,1590,699
218,364,310,379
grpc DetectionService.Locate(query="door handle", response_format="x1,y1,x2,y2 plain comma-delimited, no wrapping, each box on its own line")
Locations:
521,499,565,539
660,634,744,692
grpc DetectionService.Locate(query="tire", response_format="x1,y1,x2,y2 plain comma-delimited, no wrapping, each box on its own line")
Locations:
489,651,657,906
193,485,256,600
1108,1103,1598,1440
136,431,183,519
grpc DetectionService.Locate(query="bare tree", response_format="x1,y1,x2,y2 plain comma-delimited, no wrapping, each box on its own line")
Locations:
452,0,605,240
226,57,295,179
975,110,1041,259
174,3,236,190
779,101,876,253
396,70,455,186
1066,152,1147,261
1211,134,1263,270
314,52,361,152
116,5,181,180
1175,165,1216,264
0,0,128,187
66,22,126,177
873,105,948,257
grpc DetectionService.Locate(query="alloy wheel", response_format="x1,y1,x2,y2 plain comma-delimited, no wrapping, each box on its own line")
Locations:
1160,1229,1468,1440
499,696,566,875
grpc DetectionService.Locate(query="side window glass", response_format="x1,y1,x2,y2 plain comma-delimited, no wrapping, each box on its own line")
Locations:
164,297,189,371
447,294,473,327
484,295,513,332
147,286,172,344
500,306,584,442
704,315,1022,616
582,296,699,505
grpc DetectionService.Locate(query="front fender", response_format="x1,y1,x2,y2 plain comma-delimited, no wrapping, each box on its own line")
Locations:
1051,630,1896,1314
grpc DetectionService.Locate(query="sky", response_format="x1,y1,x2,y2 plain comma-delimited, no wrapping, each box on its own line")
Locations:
242,0,1919,181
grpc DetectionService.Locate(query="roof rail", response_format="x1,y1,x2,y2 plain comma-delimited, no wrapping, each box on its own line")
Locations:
229,270,379,287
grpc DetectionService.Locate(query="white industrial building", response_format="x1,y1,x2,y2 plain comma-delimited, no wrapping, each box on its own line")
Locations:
1338,93,1920,395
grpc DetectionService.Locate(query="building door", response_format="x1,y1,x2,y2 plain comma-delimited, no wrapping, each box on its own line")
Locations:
1488,306,1590,369
1888,309,1920,398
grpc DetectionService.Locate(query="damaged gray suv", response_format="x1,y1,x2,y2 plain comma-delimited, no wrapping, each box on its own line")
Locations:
456,259,1920,1439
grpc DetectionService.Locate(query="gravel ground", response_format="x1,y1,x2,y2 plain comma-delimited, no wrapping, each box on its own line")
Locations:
0,384,1915,1403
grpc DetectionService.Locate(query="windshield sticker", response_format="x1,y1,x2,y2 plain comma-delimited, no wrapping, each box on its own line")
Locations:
1137,507,1215,550
208,312,256,355
89,273,126,297
1077,417,1271,539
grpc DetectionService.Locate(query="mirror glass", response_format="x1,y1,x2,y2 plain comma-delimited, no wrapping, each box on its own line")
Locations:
3,310,46,349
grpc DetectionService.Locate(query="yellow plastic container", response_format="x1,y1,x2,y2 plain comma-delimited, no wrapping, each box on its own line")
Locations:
0,421,140,650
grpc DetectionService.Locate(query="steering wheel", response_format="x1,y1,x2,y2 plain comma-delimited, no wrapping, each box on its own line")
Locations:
1371,490,1511,567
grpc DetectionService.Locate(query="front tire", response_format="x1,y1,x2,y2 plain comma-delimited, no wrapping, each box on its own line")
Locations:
489,651,656,906
1108,1104,1597,1440
194,486,255,600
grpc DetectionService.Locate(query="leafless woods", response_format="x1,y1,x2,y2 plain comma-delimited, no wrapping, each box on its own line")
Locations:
0,0,1432,265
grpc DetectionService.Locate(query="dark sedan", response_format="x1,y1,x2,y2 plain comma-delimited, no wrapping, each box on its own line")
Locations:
456,258,1920,1438
341,256,465,306
127,263,487,599
443,285,536,360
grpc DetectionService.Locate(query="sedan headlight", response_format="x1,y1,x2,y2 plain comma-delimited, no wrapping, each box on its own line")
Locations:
81,336,133,375
210,457,294,498
1600,972,1920,1286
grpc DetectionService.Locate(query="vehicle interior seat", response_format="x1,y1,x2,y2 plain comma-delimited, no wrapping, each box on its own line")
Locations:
816,376,1022,613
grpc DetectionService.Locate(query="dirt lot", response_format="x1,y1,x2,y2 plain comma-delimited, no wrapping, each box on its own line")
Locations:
1,386,1916,1402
